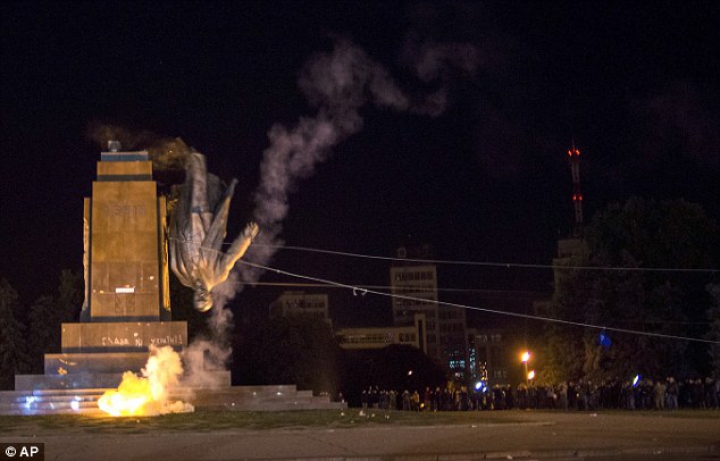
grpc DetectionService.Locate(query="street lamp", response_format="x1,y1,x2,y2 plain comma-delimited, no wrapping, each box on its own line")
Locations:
521,351,531,385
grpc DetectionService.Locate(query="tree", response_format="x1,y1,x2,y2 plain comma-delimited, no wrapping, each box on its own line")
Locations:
543,198,720,381
707,284,720,379
336,344,448,407
24,270,84,373
233,316,342,395
540,242,592,382
56,269,83,323
0,279,30,389
27,295,56,373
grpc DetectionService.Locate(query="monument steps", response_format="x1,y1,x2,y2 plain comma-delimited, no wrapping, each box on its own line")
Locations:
0,385,345,415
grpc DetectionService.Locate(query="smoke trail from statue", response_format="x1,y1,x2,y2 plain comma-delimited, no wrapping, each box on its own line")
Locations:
239,37,478,285
177,273,237,389
86,122,190,172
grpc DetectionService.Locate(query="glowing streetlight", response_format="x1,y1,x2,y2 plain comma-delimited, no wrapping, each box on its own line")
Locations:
527,370,536,381
520,351,531,385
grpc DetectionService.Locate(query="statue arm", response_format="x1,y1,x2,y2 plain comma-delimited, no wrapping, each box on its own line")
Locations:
216,222,259,284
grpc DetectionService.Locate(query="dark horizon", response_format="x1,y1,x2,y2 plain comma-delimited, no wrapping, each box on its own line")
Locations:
2,1,719,330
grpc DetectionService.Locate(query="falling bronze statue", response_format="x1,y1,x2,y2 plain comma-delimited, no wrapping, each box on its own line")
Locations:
169,152,259,312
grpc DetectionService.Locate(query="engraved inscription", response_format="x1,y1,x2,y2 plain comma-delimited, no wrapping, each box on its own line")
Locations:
101,337,131,346
149,334,183,346
102,203,147,218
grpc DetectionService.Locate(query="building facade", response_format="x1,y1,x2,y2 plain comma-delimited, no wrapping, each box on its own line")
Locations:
335,313,427,351
269,291,332,326
468,329,510,386
390,246,468,380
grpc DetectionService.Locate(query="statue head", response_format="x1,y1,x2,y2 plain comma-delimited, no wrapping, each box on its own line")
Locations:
194,287,213,312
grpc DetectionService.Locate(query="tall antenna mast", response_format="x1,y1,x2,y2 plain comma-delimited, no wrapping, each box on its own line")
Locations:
567,140,583,237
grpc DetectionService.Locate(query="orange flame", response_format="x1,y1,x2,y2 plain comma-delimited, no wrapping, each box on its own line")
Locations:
98,345,194,417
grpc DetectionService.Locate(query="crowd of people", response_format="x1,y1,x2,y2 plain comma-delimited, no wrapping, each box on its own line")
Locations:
358,377,720,411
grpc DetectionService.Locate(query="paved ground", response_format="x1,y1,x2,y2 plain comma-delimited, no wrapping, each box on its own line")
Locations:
1,411,719,461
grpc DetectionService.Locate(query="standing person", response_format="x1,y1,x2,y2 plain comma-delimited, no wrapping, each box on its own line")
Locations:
517,383,528,410
443,388,453,411
666,377,679,410
558,381,569,411
486,385,494,410
460,386,469,411
679,379,690,408
402,390,411,411
379,390,388,410
692,379,705,409
423,387,434,412
704,378,717,409
620,381,633,410
505,385,514,410
493,385,505,410
411,390,421,411
653,379,667,410
371,386,379,409
639,380,651,410
361,389,369,411
577,381,588,411
546,384,557,409
388,389,397,410
568,382,578,410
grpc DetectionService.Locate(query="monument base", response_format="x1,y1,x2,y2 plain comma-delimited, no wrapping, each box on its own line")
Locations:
14,369,232,391
44,352,154,376
0,384,346,415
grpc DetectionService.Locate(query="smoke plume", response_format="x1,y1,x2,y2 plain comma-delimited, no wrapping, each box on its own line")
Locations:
402,35,480,83
87,122,190,172
639,82,720,169
86,37,479,390
176,269,238,390
238,37,478,284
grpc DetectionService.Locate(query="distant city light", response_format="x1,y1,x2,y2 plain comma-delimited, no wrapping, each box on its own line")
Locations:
527,370,536,381
633,374,641,387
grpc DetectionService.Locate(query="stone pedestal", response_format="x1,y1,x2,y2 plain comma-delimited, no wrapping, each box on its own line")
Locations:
15,149,187,391
1,147,347,414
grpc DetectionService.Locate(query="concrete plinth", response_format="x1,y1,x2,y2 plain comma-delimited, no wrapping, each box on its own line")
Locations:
0,384,345,415
15,372,126,391
44,352,152,376
61,321,187,353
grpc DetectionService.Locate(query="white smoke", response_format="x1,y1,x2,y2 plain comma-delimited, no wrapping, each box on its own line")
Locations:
180,337,232,389
402,35,480,83
238,37,478,284
182,274,237,389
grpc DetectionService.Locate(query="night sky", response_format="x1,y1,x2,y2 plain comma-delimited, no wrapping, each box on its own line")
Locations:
2,1,719,328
